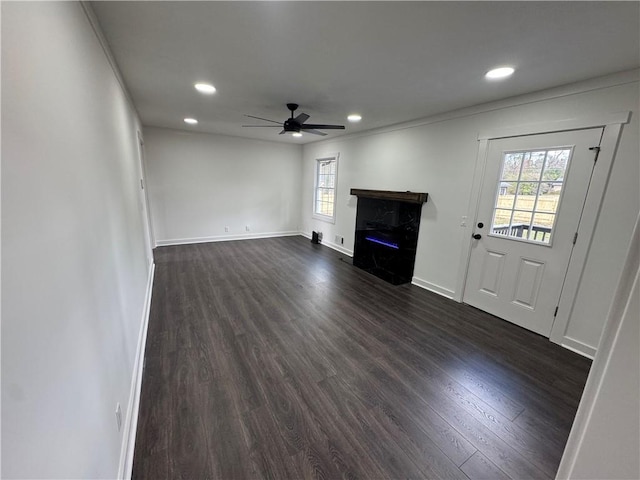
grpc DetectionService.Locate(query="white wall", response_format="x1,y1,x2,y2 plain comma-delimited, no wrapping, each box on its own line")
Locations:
143,127,303,245
557,215,639,480
301,72,639,355
2,3,152,479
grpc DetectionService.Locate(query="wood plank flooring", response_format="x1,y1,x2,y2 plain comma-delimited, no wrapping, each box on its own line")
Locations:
132,236,591,479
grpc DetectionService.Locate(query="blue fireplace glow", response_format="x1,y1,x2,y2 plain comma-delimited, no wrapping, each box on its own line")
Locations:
365,236,399,249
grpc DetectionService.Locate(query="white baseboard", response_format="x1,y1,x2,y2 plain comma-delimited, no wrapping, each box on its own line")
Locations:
322,240,353,257
300,231,353,257
155,231,299,247
560,336,597,360
118,261,155,480
411,276,456,300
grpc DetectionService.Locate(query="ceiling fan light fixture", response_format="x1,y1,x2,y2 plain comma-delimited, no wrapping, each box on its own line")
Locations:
194,83,216,94
243,103,345,137
485,66,515,80
184,117,198,125
347,114,362,122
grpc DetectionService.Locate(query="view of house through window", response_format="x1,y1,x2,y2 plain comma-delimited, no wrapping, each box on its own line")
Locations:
314,155,338,220
490,148,572,244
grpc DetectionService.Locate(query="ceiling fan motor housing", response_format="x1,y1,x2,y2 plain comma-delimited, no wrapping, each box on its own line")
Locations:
283,119,300,132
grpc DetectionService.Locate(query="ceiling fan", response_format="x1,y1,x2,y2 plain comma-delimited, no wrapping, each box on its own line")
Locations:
242,103,345,136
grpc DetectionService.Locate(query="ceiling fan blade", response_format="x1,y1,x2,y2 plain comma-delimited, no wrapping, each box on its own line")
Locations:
293,113,310,125
244,114,282,124
301,128,328,136
302,124,345,130
279,130,286,135
242,125,282,127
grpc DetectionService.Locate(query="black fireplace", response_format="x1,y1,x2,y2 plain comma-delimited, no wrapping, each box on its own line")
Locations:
351,189,428,285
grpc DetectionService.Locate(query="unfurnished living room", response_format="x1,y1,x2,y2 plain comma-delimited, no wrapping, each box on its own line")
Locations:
2,2,639,479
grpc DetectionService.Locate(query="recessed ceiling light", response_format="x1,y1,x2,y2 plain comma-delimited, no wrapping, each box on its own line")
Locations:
485,67,515,79
194,83,216,94
184,118,198,125
347,114,362,122
292,132,303,137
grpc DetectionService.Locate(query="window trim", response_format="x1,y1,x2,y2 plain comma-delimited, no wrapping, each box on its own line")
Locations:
312,153,339,224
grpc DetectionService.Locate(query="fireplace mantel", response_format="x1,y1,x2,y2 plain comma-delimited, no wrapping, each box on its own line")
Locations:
350,188,428,204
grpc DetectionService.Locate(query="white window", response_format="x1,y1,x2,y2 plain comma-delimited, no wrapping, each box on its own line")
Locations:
490,147,572,245
313,154,339,222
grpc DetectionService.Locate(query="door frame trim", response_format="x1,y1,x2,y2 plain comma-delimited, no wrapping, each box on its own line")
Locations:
549,121,626,356
456,112,630,357
476,111,630,141
137,131,156,251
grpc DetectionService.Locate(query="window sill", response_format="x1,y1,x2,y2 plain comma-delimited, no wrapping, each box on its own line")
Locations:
313,213,336,224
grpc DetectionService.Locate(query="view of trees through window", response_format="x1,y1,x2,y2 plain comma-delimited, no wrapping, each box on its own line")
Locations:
491,148,572,244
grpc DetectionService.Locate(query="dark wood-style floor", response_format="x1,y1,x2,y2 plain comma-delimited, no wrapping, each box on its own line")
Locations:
133,235,591,480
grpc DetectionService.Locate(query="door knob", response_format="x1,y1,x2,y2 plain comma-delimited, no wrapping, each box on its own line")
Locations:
472,234,482,240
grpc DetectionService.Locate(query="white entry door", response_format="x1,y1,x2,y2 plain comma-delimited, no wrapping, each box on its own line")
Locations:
463,128,603,337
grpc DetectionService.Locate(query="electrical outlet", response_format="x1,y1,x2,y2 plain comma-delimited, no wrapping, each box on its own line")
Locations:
245,225,251,232
224,226,229,233
460,216,468,227
335,235,344,245
115,403,122,432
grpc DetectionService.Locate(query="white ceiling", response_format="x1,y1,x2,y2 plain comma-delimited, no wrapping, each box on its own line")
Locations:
91,1,639,144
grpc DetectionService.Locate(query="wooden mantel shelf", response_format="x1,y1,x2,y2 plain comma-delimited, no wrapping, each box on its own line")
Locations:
350,188,428,204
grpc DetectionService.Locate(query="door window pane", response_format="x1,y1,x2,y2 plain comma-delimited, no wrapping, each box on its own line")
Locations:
492,209,513,234
496,182,516,209
520,151,546,181
500,152,523,180
531,213,555,243
542,150,570,181
515,183,539,210
537,183,562,213
512,211,533,240
490,147,572,245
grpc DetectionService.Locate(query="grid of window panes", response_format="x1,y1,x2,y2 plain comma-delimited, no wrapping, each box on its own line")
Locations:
490,148,572,244
315,158,336,218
